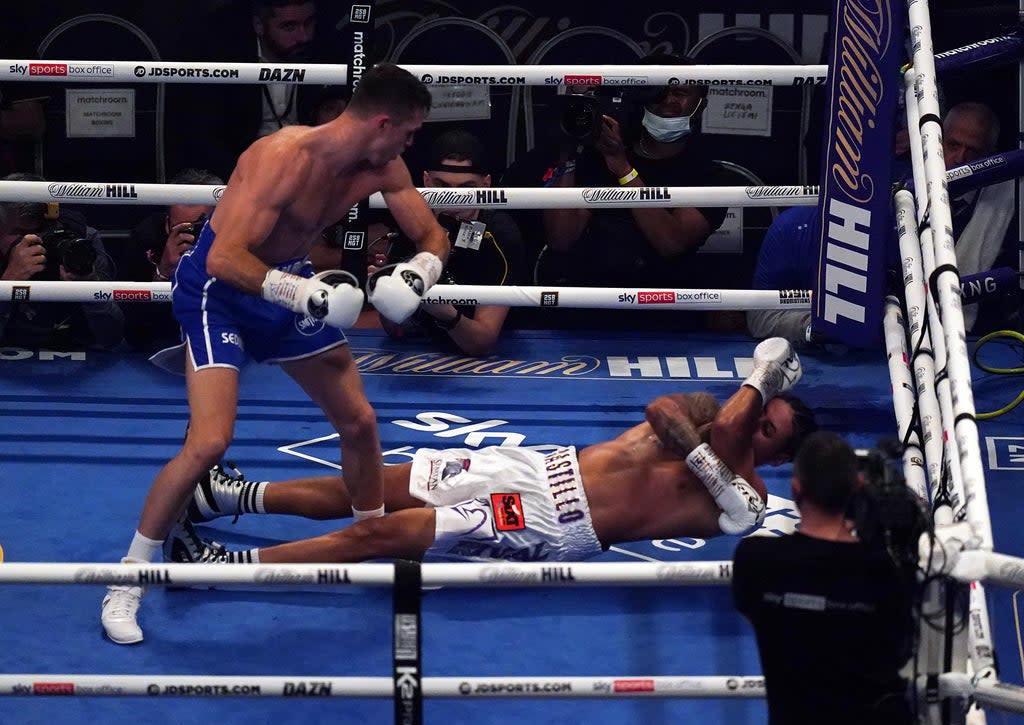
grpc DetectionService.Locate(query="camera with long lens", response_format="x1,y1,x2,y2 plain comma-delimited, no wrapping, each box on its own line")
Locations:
848,441,930,574
559,88,632,146
558,84,671,146
36,222,97,280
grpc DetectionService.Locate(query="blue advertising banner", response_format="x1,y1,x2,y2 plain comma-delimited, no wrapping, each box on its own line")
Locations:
812,0,904,347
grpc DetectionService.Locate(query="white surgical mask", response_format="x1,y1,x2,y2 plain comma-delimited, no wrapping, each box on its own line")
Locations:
641,101,703,143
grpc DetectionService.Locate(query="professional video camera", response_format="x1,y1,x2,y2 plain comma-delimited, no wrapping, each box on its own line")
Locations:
558,84,669,146
559,88,631,145
848,440,930,574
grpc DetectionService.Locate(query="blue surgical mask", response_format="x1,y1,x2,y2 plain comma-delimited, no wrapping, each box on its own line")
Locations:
641,100,704,143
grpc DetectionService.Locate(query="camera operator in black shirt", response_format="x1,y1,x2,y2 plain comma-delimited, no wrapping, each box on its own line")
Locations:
0,173,123,350
732,431,922,725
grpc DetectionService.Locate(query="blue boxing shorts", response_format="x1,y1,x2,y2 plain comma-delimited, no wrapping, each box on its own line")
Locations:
168,223,348,371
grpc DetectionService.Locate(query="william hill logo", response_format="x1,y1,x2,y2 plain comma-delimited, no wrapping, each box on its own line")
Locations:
581,188,670,203
475,189,508,204
420,189,508,206
638,187,670,200
106,184,138,199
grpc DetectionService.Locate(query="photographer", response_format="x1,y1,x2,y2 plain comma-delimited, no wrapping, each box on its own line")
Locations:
0,173,123,350
541,53,733,329
116,168,222,352
732,431,918,725
354,129,526,355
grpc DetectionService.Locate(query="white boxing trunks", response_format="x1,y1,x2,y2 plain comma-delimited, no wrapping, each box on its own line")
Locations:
409,446,604,563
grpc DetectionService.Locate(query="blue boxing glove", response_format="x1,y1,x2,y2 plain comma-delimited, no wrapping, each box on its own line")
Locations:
367,251,443,324
261,269,363,329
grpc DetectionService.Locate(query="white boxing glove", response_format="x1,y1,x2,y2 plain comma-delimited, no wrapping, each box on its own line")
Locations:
367,252,443,324
743,337,802,403
261,268,363,329
685,443,766,536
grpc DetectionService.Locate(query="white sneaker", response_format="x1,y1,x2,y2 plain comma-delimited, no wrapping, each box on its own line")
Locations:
101,585,144,644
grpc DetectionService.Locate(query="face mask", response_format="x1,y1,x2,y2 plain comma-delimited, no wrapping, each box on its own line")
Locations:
641,101,703,143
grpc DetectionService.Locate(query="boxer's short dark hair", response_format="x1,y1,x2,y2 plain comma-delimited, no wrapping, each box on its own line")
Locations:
348,63,432,122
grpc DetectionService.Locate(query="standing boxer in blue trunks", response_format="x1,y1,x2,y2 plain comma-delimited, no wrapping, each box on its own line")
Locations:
101,63,450,644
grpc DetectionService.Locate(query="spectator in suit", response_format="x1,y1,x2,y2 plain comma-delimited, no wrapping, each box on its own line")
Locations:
167,0,347,181
749,101,1017,344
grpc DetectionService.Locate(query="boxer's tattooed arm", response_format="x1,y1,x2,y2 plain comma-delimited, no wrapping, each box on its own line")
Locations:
684,392,721,428
645,396,704,458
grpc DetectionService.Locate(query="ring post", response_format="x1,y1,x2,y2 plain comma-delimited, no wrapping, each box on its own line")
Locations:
811,0,904,347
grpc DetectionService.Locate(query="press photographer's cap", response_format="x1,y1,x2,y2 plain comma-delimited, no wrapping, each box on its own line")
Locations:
426,129,490,175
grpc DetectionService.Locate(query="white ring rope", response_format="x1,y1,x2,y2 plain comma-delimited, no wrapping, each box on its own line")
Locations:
902,70,969,524
893,189,946,503
943,674,1024,714
0,59,345,85
907,0,993,554
0,281,811,310
0,180,818,209
375,186,818,209
0,59,827,86
0,561,732,587
881,297,930,501
0,674,764,699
